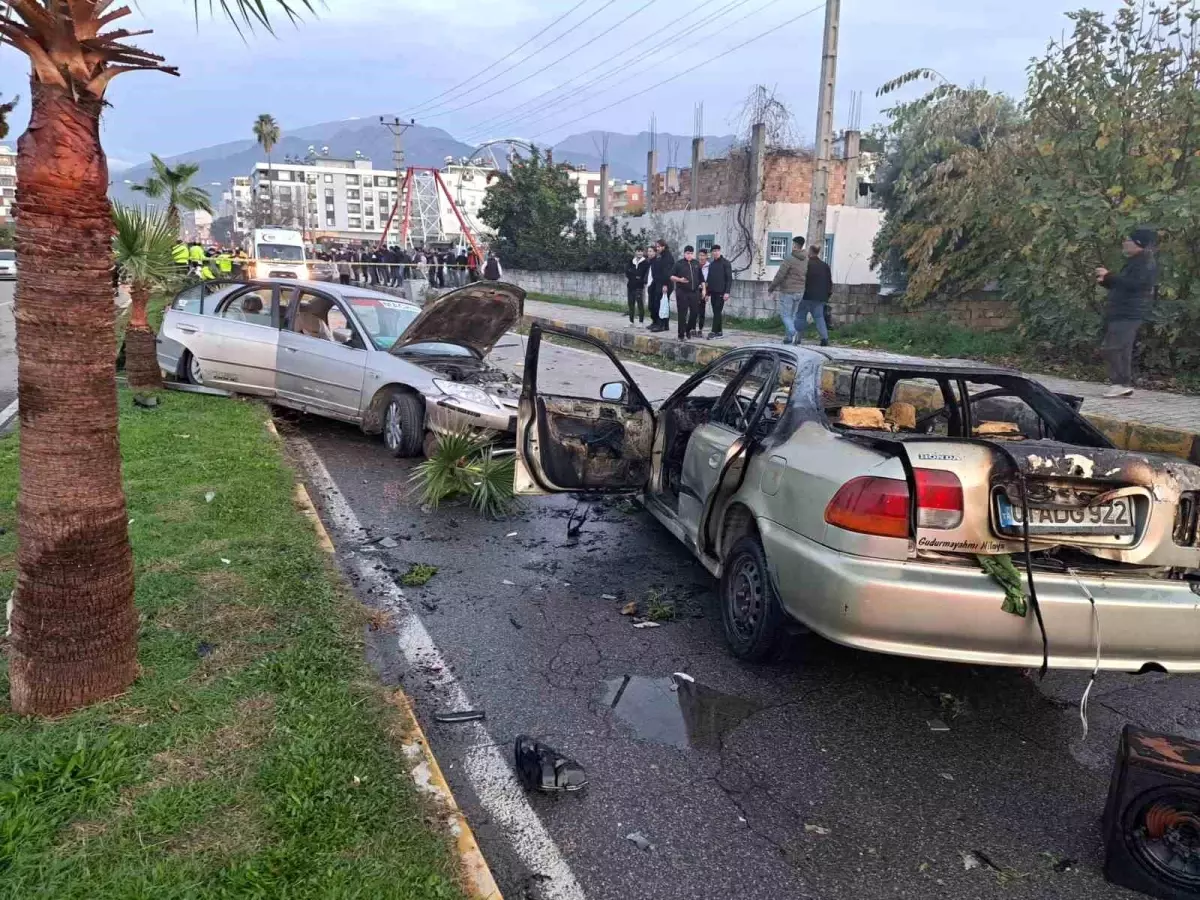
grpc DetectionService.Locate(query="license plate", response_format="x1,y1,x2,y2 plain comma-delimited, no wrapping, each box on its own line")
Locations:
997,496,1135,537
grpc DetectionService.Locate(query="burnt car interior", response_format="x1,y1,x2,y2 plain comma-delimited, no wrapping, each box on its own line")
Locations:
825,365,1112,449
659,354,793,508
523,330,656,492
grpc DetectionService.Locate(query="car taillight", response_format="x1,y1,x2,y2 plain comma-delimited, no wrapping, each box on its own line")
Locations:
825,476,910,538
825,469,964,538
1175,492,1199,547
915,469,964,529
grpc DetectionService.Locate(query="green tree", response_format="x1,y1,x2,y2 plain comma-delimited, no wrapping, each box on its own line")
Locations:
112,203,177,391
1005,0,1200,371
480,150,581,268
871,71,1023,298
130,153,213,234
0,0,311,717
253,113,281,221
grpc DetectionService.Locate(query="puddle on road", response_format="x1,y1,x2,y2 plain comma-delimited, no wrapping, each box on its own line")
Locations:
598,674,762,750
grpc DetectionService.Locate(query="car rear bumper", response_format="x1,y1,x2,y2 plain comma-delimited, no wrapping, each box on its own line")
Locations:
759,517,1200,672
424,395,517,437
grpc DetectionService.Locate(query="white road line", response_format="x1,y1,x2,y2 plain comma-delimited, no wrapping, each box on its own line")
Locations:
294,440,587,900
0,399,17,429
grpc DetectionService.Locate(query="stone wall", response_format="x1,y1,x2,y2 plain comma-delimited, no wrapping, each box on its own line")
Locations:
650,151,849,214
507,269,1017,332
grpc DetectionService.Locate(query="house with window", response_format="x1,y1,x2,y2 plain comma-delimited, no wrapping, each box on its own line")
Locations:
618,137,882,284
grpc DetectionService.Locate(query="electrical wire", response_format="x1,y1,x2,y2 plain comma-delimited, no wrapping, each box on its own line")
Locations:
400,0,594,119
1068,568,1101,740
462,0,730,140
419,0,638,122
527,2,826,140
491,0,779,139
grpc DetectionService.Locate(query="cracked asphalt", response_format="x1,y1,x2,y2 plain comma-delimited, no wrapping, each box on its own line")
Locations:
288,334,1200,900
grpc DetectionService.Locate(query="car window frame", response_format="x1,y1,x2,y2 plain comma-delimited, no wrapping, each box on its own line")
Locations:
287,288,367,352
709,352,779,435
213,285,276,329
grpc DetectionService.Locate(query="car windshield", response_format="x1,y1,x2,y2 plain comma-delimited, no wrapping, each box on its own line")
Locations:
345,296,419,350
0,250,14,260
256,243,304,262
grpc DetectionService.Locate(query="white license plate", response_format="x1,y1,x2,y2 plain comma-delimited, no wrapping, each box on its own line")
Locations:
997,496,1134,536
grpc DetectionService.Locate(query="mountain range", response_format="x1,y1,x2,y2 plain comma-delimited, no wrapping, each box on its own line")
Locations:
110,117,738,208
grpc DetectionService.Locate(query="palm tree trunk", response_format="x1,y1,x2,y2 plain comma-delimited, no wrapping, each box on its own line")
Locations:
166,204,180,238
8,80,137,716
266,151,274,224
125,281,163,392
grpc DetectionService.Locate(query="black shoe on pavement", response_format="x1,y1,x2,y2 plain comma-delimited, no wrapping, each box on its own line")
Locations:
820,339,830,347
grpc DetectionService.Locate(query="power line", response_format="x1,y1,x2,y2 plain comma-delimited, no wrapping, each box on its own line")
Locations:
400,0,593,119
420,0,637,122
460,0,724,139
528,2,826,140
482,0,782,139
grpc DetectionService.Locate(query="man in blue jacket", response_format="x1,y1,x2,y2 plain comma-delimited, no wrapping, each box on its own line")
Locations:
1096,227,1158,399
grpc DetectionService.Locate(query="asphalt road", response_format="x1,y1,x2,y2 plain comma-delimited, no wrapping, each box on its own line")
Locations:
292,334,1200,900
0,281,15,414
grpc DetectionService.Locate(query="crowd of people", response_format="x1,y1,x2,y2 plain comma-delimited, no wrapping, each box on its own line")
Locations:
623,235,832,344
314,245,493,288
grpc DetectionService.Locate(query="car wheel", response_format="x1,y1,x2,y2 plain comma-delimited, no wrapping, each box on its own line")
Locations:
720,535,786,662
181,351,203,385
382,390,425,458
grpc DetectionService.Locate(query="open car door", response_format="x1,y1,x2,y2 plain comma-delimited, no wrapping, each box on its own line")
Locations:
515,324,656,496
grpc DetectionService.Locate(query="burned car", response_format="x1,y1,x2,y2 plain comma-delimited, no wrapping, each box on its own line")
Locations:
516,325,1200,672
158,279,524,456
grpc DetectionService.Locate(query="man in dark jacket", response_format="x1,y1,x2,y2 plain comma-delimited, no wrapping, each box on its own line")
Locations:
1096,227,1158,398
625,248,649,325
704,244,734,338
648,239,675,332
800,244,833,346
670,245,703,340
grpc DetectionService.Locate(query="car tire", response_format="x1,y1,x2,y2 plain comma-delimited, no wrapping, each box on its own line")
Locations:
720,534,786,663
181,350,203,386
382,390,425,458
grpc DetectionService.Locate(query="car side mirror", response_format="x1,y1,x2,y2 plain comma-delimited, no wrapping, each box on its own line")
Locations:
332,327,353,345
600,381,628,403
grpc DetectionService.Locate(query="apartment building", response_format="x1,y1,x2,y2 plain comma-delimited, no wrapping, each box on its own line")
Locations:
0,146,16,223
244,155,403,245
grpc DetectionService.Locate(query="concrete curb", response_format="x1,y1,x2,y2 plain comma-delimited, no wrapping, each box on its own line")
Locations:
274,417,504,900
522,313,1200,465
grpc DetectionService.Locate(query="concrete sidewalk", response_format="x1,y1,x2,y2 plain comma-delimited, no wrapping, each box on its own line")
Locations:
523,297,1200,463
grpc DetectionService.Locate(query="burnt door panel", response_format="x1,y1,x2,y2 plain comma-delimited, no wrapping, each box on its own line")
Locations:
535,397,655,490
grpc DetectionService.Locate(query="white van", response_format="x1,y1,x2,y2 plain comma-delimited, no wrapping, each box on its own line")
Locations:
246,228,307,280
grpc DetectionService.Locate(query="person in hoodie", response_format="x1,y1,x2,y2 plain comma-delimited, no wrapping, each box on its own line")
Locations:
648,238,675,332
625,247,649,325
767,236,808,344
1096,227,1158,398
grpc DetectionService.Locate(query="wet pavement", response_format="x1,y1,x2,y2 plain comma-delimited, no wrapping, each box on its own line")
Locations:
288,336,1200,900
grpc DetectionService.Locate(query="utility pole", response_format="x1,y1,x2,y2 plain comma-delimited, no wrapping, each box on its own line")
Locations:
381,116,414,246
805,0,840,258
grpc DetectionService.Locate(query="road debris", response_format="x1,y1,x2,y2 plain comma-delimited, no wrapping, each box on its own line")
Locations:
220,558,231,565
165,382,232,398
378,536,399,549
132,394,159,409
502,579,515,586
514,735,588,793
632,621,661,629
927,718,950,733
509,616,523,630
804,824,832,836
434,710,486,724
620,601,639,616
400,564,438,586
960,850,1001,873
506,531,519,537
940,772,955,781
624,831,655,852
601,593,618,601
205,491,215,503
673,672,695,683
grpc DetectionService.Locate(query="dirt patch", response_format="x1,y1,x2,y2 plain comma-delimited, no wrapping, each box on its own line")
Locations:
156,499,198,525
143,694,277,793
165,802,264,858
196,569,249,597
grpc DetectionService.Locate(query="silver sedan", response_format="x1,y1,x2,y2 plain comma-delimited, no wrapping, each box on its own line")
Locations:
157,279,524,457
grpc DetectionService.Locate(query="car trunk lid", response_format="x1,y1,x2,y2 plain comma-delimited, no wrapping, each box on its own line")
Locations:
389,282,524,359
842,434,1200,571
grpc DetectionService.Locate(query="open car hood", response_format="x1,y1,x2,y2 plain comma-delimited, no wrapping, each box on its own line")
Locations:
389,282,525,358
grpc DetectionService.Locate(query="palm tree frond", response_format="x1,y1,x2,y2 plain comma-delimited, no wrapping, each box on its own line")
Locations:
199,0,317,36
111,202,179,287
176,186,213,215
130,175,166,198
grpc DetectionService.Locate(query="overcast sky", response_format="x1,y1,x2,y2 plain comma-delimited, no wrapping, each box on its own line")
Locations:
0,0,1124,169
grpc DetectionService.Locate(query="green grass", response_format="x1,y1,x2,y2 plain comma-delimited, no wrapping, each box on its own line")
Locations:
0,393,466,900
400,564,438,587
835,315,1030,362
